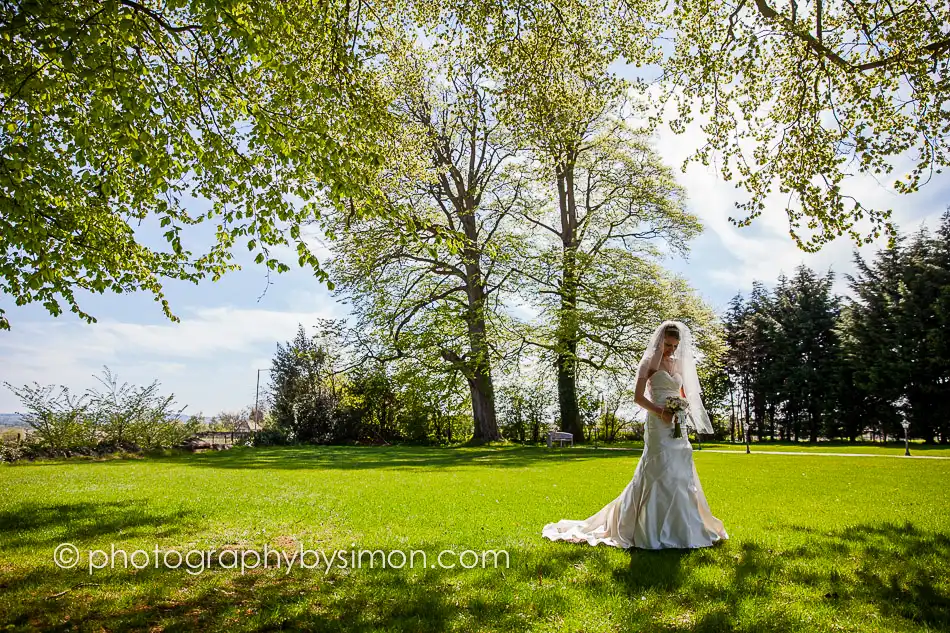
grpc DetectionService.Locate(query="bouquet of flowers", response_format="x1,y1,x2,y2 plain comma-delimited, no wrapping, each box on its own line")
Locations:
664,396,690,438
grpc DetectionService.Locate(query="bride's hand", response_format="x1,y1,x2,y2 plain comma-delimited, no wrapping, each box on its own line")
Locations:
660,410,674,424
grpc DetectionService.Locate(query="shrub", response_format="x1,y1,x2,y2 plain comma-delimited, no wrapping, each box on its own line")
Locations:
0,441,23,463
4,367,201,455
2,383,96,451
252,420,291,446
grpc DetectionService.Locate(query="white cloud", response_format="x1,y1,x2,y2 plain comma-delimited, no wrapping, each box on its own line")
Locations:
0,304,345,413
636,82,950,304
96,306,333,357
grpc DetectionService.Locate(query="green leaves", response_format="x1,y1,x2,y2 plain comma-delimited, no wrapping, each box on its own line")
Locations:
647,0,946,251
1,0,391,330
6,0,940,335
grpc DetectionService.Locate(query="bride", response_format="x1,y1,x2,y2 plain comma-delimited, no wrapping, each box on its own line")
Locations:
542,320,728,549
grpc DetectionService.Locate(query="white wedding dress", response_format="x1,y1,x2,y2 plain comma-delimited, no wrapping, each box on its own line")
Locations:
542,369,728,549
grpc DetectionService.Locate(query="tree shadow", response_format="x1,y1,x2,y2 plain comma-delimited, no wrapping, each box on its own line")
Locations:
101,445,642,472
785,521,950,628
1,522,947,631
0,500,199,551
0,539,593,632
549,520,949,631
617,547,692,593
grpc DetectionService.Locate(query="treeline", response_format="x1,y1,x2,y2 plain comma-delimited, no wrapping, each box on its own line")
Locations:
258,323,472,446
724,209,950,444
260,321,598,446
259,316,730,446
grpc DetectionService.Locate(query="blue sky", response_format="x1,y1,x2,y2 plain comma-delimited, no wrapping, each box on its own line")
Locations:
2,88,948,416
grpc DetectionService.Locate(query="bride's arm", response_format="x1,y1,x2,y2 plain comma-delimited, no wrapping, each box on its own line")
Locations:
634,360,665,417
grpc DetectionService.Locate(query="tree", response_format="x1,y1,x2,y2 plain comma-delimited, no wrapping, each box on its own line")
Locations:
723,293,751,442
502,111,706,438
497,370,555,444
326,38,522,443
774,266,841,442
438,1,948,252
4,366,197,450
844,236,908,440
269,323,344,443
3,382,94,450
88,365,189,445
488,1,694,439
835,303,876,441
720,214,950,444
1,0,391,330
210,410,248,432
902,223,950,443
389,361,470,444
9,1,948,334
930,208,950,442
340,361,401,443
651,0,949,252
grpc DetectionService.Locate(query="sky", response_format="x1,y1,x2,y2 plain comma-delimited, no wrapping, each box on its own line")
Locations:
2,81,948,417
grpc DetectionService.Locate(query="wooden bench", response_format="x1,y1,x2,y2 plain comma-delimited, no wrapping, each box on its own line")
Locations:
547,431,574,448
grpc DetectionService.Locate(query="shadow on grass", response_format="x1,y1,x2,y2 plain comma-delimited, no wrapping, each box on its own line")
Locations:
2,522,946,632
0,500,199,551
54,445,641,472
0,539,590,633
608,520,948,632
785,521,950,628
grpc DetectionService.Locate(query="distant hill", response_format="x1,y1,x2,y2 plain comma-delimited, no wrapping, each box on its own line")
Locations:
0,413,25,427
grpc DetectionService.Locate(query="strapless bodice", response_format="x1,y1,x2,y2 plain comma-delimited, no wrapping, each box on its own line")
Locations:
649,369,683,398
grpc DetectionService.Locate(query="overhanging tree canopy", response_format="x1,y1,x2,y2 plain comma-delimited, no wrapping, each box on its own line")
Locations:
0,0,391,330
650,0,949,251
4,0,947,331
429,0,949,251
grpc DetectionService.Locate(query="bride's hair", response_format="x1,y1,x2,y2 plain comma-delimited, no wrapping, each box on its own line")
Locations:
664,325,680,340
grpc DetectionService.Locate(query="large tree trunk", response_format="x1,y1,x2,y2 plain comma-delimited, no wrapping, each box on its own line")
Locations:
441,343,500,442
555,158,584,440
460,201,502,442
465,305,500,442
467,367,500,441
556,269,582,438
557,347,582,438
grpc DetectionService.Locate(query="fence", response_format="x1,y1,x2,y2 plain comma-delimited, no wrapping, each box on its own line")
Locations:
193,430,253,449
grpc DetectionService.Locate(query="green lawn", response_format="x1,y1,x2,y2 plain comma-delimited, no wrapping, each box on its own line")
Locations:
1,445,948,632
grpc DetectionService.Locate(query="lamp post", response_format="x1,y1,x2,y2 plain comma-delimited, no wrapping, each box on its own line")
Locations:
254,368,269,430
894,395,910,457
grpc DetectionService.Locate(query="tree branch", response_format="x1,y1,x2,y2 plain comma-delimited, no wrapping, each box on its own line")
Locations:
752,0,950,72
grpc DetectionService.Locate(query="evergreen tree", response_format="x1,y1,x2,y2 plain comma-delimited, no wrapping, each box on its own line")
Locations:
269,324,341,443
845,238,909,441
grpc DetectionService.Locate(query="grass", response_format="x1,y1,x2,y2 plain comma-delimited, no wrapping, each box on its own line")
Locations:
1,445,948,632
